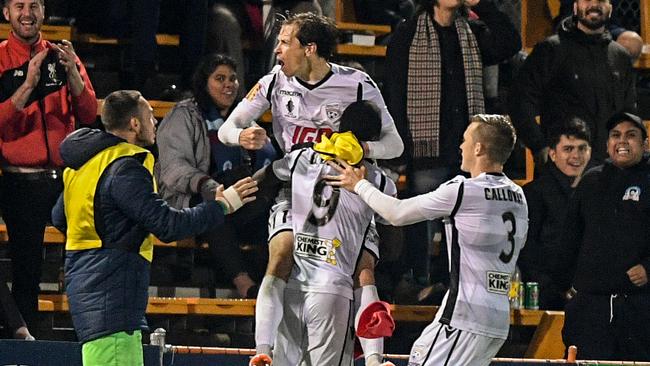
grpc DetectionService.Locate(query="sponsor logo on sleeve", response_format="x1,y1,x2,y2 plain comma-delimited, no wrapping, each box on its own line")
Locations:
245,83,261,101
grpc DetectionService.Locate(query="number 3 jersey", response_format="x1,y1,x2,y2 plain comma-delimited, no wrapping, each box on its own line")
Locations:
273,148,396,300
425,173,528,339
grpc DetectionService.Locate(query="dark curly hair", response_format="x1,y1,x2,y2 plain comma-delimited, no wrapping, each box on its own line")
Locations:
282,12,339,61
191,53,238,113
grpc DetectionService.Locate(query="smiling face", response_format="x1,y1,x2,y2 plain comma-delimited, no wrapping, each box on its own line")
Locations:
574,0,611,32
207,64,239,112
3,0,44,44
607,121,647,169
549,135,591,178
274,24,308,78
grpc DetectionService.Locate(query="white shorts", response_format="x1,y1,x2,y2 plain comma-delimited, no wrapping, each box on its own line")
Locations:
274,288,355,366
408,321,505,366
267,187,380,259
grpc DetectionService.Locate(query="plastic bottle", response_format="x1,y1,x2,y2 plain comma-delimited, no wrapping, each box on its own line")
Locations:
509,266,523,309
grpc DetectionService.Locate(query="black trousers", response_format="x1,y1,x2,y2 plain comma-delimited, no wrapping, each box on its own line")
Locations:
562,291,650,361
0,172,62,328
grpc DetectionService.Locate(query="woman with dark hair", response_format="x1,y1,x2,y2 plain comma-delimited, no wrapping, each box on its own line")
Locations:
156,53,276,298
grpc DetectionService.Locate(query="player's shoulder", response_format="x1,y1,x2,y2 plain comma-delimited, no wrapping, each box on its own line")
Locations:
443,175,467,187
330,63,378,88
364,162,397,195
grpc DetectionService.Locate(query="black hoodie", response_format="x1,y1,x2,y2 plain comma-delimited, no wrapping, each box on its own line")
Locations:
509,16,637,162
559,156,650,295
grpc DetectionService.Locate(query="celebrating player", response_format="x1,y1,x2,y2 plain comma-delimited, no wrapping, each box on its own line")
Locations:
218,12,403,366
329,114,528,366
265,100,395,365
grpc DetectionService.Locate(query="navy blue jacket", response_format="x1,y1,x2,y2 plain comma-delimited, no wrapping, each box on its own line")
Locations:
52,128,225,343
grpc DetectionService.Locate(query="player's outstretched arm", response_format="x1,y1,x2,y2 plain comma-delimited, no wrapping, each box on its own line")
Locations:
326,159,429,226
215,177,258,214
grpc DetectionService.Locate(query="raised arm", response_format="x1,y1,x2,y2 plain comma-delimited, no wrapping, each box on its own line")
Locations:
218,72,275,148
362,77,404,160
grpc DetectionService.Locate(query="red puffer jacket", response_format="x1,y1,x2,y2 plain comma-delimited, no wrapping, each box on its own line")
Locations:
0,31,97,167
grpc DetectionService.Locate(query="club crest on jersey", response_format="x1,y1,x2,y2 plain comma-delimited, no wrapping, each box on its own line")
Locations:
622,186,641,201
324,103,341,121
282,96,298,119
295,233,341,265
486,271,511,295
408,345,425,366
45,63,62,87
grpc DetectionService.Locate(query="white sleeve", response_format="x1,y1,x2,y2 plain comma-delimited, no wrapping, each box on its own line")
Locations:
271,149,304,182
360,75,404,160
218,73,274,146
354,177,462,226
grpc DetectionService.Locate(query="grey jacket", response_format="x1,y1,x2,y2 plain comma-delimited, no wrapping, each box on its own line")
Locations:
156,99,215,209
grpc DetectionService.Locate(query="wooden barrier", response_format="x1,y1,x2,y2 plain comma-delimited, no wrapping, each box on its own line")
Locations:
37,293,564,358
0,224,197,249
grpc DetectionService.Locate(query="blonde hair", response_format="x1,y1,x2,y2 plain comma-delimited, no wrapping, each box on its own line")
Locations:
470,114,517,164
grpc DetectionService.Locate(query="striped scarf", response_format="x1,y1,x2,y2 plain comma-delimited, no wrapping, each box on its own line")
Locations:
407,12,485,159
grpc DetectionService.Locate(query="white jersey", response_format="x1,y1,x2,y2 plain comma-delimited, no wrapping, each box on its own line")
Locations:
220,63,402,159
356,172,528,339
426,173,528,339
273,149,396,300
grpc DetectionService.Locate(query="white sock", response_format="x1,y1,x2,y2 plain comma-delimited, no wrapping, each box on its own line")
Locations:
255,275,286,354
354,285,383,362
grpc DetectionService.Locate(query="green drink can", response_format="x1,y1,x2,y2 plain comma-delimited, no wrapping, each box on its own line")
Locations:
525,282,539,310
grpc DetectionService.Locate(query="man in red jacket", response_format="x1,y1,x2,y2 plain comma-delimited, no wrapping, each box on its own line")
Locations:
0,0,97,331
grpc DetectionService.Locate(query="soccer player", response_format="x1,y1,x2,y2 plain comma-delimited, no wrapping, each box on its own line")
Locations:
329,114,528,366
218,12,403,366
266,100,396,365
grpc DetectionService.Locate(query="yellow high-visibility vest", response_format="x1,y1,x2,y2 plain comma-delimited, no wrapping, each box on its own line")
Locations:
63,142,156,262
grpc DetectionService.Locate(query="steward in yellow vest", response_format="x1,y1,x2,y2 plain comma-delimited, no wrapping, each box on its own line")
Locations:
52,128,228,345
51,89,257,366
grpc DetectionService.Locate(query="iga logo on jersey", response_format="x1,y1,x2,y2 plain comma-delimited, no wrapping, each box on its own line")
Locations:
295,233,341,265
486,271,511,295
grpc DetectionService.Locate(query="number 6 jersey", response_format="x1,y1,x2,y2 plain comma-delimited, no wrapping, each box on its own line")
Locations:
272,148,396,301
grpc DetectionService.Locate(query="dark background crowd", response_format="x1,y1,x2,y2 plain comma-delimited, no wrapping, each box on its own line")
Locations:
0,0,649,361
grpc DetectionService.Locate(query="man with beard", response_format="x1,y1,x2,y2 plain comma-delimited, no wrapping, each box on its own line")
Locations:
509,0,636,167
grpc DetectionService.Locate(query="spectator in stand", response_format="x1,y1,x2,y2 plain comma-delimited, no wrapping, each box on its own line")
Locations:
510,0,637,168
73,0,208,95
519,118,591,311
262,0,322,71
559,112,650,361
557,0,644,61
384,0,521,290
52,90,258,365
207,0,263,89
0,0,97,331
156,53,277,298
353,0,415,29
